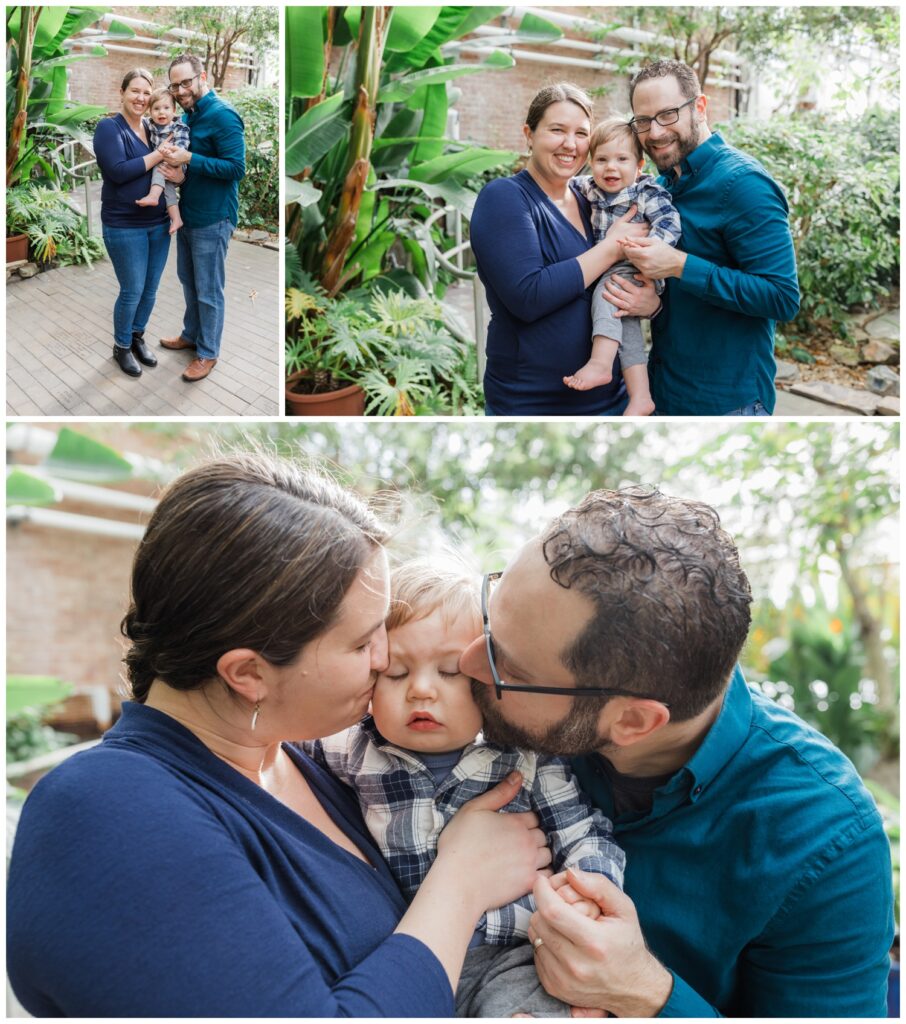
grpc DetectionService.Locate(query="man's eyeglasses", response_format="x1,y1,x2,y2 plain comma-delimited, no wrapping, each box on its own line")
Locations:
168,74,201,94
629,97,697,135
481,572,670,706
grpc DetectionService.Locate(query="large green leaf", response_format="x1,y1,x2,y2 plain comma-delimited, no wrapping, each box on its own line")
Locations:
6,469,59,507
7,676,73,717
286,178,323,208
32,7,70,53
386,7,442,53
370,178,478,219
285,92,349,175
45,103,108,126
287,6,326,99
412,82,448,164
45,427,133,482
409,148,519,184
388,7,508,71
379,52,514,103
29,52,105,80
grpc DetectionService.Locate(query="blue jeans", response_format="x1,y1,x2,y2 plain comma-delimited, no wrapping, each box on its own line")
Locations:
723,400,770,416
102,222,171,348
176,218,233,359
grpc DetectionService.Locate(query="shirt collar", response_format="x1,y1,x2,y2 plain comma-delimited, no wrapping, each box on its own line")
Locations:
681,664,753,800
661,131,726,186
186,89,216,120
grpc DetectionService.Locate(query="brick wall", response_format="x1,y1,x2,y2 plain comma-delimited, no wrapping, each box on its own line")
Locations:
5,423,183,725
451,9,737,152
67,7,253,114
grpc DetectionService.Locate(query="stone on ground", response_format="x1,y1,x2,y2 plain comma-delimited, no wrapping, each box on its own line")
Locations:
829,343,861,367
877,396,900,416
774,359,800,383
861,339,898,365
866,365,900,397
789,380,880,415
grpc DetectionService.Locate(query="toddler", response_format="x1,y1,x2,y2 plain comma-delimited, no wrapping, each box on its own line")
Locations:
565,117,682,416
135,88,190,234
306,560,624,1018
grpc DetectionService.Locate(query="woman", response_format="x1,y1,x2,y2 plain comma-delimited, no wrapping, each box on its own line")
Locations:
94,69,180,379
470,83,660,416
7,454,549,1016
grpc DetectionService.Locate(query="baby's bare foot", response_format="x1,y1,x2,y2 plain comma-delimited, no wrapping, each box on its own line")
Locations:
569,1006,608,1018
563,359,614,391
135,194,158,207
168,214,183,235
622,396,655,417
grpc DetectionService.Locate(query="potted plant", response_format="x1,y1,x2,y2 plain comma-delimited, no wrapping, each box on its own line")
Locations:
6,183,103,269
285,277,480,416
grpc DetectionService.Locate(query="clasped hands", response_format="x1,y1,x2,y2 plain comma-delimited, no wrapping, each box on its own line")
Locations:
527,867,674,1018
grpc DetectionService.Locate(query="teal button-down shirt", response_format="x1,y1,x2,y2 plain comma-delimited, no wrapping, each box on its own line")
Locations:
650,133,800,415
180,90,245,228
572,667,894,1017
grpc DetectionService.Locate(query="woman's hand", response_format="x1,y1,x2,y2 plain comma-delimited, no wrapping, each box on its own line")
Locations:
600,274,660,318
159,163,185,184
436,771,551,916
604,206,649,246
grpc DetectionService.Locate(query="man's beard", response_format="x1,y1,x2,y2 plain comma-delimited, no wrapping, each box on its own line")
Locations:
644,115,705,171
471,680,612,757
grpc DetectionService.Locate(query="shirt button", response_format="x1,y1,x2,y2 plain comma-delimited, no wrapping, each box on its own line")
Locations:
693,785,703,796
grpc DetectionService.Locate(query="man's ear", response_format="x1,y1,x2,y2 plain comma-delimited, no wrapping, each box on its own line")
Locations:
608,699,671,747
215,648,272,703
695,94,708,119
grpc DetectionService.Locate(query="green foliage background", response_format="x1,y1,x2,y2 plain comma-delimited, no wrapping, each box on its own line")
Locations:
224,86,279,231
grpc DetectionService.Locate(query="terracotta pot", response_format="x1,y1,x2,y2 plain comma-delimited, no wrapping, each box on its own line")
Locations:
6,233,28,264
285,370,366,417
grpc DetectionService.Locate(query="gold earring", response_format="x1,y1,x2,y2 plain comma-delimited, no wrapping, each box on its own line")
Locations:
251,701,260,731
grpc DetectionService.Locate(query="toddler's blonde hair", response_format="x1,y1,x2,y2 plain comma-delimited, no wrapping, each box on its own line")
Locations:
590,116,643,162
149,88,176,113
387,558,481,633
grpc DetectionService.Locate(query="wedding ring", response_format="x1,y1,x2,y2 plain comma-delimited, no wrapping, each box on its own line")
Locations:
532,936,544,951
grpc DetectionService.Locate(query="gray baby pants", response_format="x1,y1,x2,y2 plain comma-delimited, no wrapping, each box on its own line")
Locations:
455,942,570,1017
590,264,647,369
150,166,179,209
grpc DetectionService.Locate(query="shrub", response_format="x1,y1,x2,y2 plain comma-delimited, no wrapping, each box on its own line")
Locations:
719,109,899,331
225,86,278,232
6,183,104,267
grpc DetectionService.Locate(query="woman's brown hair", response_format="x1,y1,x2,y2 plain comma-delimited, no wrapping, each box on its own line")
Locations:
120,68,154,92
121,453,389,702
525,82,593,132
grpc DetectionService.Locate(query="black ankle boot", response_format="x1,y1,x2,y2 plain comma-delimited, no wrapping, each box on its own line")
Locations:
113,344,142,377
131,330,158,367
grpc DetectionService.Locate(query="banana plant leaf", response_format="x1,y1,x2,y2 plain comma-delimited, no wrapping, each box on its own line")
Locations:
29,50,107,79
285,92,349,175
385,7,442,53
287,6,325,99
385,6,508,72
369,177,478,219
286,178,323,208
379,51,514,102
410,81,447,164
409,148,519,185
45,103,108,126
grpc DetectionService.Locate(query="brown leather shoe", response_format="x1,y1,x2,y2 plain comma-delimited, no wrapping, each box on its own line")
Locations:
182,357,217,382
160,335,195,351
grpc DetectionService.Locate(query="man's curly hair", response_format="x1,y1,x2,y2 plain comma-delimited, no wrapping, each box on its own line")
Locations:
541,486,751,721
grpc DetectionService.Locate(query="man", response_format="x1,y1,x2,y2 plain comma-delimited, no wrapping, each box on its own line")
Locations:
459,487,893,1017
606,60,800,415
158,53,245,383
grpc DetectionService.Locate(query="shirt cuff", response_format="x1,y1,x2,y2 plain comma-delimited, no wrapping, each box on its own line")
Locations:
657,970,722,1017
674,252,711,297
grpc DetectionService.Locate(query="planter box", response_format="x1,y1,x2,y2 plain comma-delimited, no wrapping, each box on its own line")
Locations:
285,370,366,417
6,233,28,264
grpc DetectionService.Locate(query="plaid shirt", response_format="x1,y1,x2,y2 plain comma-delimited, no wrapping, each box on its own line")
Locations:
145,117,191,152
304,716,625,946
574,173,682,294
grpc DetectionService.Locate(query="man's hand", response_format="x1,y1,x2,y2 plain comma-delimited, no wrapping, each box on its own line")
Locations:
528,868,674,1018
159,143,191,166
159,163,185,184
601,274,660,318
550,872,601,920
619,237,687,279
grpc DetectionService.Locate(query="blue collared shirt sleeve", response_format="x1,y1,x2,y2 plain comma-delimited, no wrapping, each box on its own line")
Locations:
190,106,245,181
93,117,149,185
470,179,587,323
658,801,893,1017
676,168,800,322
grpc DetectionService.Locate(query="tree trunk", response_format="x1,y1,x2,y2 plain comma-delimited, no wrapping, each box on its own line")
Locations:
7,6,42,186
836,541,894,714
